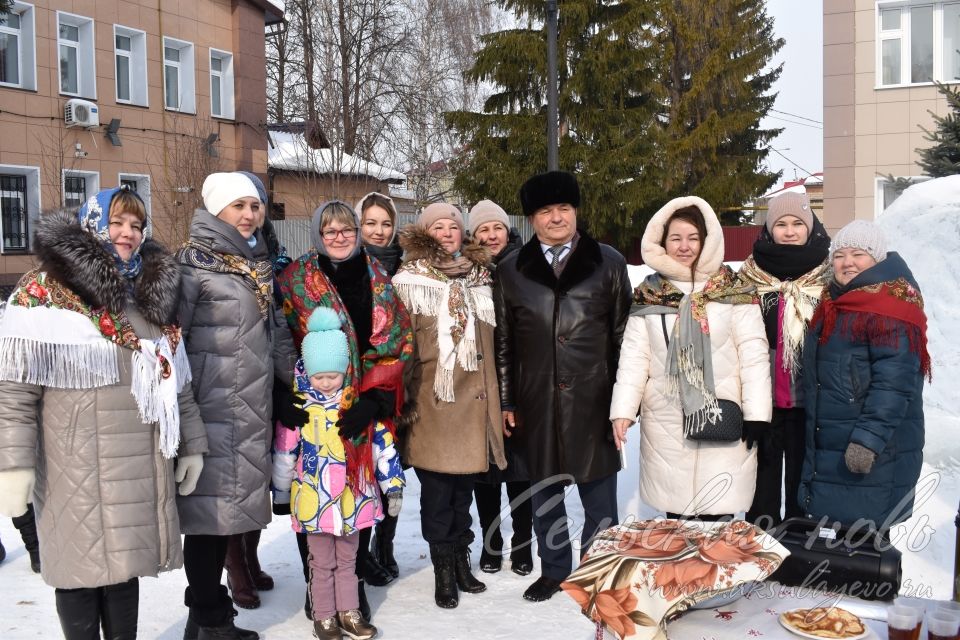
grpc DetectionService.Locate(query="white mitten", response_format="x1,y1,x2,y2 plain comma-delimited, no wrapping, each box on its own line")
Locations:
175,454,204,496
0,468,35,517
386,491,403,517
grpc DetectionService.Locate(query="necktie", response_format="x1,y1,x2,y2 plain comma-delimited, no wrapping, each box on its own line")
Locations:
548,245,566,276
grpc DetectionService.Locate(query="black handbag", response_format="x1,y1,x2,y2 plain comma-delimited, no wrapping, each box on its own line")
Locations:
768,517,901,601
661,315,743,442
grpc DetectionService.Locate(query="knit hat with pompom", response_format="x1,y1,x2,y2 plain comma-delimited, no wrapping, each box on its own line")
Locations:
301,307,349,376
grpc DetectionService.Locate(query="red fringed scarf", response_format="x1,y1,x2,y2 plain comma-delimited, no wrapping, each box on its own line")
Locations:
811,277,931,380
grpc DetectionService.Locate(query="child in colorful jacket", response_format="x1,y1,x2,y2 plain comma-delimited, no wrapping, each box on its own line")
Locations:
272,307,404,640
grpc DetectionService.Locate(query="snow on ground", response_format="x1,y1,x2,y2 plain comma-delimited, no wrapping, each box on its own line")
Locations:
2,181,959,638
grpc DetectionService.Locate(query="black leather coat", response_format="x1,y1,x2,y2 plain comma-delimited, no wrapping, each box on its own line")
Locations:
494,231,631,484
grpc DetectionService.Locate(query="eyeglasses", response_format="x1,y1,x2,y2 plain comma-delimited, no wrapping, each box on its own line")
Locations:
321,227,358,240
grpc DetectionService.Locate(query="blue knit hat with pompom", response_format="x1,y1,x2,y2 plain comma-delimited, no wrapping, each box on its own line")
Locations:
301,307,349,376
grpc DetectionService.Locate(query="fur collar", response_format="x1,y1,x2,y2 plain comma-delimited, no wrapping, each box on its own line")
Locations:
398,224,490,267
640,195,724,282
512,228,603,292
33,210,181,326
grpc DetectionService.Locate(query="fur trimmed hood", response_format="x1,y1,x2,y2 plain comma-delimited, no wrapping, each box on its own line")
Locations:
398,224,491,267
33,209,181,325
641,195,724,283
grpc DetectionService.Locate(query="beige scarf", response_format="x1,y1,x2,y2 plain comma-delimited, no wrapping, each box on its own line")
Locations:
737,257,828,375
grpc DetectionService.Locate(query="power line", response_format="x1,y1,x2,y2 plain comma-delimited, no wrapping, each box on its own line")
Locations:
770,108,823,125
764,145,816,177
766,115,823,130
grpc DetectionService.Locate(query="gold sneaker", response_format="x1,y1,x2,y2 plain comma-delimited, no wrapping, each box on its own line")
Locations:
313,615,342,640
338,609,378,640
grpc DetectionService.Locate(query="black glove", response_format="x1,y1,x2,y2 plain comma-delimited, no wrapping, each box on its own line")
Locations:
273,380,309,430
337,388,396,440
272,501,291,516
741,421,768,451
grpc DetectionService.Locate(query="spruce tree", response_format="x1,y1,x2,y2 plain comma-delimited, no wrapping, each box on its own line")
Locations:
447,0,785,246
445,0,662,239
651,0,783,221
917,81,960,177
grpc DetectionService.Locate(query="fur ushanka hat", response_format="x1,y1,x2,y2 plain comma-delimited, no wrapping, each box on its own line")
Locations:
519,171,581,216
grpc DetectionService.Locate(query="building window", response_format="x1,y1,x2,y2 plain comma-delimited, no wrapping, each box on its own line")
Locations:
63,170,99,210
114,25,148,106
0,175,28,251
118,173,151,214
209,49,235,119
57,12,95,98
163,37,195,113
1,2,35,90
875,176,929,215
878,2,960,86
0,165,40,253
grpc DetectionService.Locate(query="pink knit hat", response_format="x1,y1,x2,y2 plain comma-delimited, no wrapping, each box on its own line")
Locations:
418,202,464,230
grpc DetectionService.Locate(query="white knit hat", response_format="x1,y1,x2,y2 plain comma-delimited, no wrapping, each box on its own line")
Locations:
467,200,510,236
831,219,887,263
202,172,259,217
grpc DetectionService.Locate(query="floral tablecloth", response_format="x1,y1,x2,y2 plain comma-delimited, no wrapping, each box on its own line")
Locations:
562,519,791,640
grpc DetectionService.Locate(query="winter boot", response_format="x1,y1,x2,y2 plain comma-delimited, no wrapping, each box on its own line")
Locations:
357,580,371,621
371,513,399,578
428,543,458,609
242,530,273,591
454,543,486,594
100,579,139,640
184,609,257,640
13,504,41,573
197,622,260,640
338,609,377,640
313,616,342,640
358,530,393,587
0,535,5,564
509,542,534,576
188,586,259,640
55,586,102,640
224,534,260,609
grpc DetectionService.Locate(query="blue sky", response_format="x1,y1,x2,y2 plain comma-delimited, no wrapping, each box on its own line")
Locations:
761,0,824,188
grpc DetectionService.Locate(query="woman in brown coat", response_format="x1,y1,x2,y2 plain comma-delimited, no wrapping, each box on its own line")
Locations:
392,203,506,610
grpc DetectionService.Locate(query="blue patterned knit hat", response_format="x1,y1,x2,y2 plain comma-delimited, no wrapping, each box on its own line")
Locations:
302,307,349,376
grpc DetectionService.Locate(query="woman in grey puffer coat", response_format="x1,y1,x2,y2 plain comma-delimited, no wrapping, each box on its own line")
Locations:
0,188,206,639
176,173,295,640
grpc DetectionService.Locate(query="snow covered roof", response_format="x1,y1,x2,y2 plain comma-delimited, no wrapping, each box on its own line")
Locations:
761,172,823,199
268,130,406,184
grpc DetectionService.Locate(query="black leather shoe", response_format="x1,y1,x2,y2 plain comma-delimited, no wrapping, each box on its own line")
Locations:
510,546,534,576
360,552,395,587
478,547,502,573
522,576,563,602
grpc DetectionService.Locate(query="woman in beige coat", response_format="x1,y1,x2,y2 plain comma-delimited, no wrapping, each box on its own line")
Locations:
392,203,506,610
0,188,206,639
609,196,771,519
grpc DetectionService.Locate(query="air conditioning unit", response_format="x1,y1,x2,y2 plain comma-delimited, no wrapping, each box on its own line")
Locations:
64,99,99,129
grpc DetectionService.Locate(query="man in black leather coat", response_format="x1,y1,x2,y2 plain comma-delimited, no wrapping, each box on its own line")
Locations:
493,171,631,602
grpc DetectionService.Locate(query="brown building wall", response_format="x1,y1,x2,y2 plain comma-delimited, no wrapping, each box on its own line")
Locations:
269,172,395,220
0,0,275,282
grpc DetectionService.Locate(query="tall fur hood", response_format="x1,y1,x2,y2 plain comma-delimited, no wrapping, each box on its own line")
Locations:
33,210,181,325
398,224,490,267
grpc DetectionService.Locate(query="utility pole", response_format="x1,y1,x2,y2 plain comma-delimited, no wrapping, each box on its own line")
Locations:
546,0,559,171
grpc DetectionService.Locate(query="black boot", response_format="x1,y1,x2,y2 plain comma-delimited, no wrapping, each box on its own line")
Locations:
193,586,259,640
358,529,393,587
454,544,487,594
358,580,371,621
0,535,5,564
372,513,399,578
100,579,139,640
428,543,458,609
55,586,101,640
474,482,503,573
13,503,41,573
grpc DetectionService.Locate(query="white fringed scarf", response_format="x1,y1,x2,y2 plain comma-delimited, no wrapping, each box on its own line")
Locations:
0,291,191,459
392,262,495,402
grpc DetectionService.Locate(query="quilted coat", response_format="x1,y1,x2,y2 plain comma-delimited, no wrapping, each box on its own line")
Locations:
798,253,926,528
176,211,293,535
495,229,631,484
609,197,772,515
394,227,507,475
272,370,404,536
0,211,207,589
